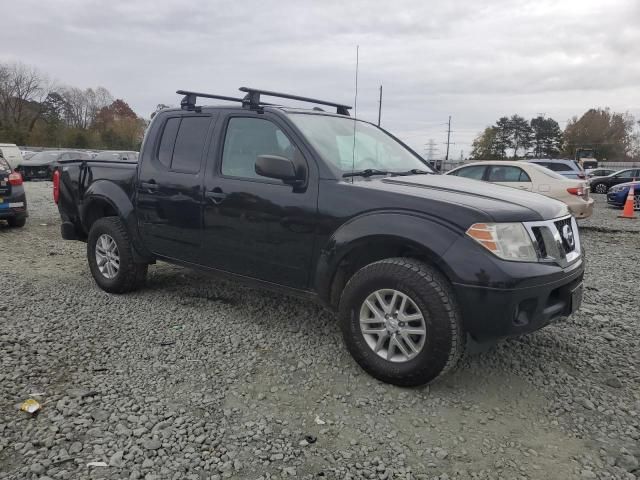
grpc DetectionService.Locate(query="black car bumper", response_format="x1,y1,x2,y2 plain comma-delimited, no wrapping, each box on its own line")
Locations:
441,232,585,341
0,203,28,221
452,260,584,341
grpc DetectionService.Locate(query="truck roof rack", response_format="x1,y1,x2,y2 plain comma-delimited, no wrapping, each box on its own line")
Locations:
176,88,351,116
239,87,351,116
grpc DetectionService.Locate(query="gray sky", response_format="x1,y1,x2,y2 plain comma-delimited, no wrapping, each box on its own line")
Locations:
1,0,639,156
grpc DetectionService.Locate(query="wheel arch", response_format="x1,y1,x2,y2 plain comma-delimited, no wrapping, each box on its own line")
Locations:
315,212,462,308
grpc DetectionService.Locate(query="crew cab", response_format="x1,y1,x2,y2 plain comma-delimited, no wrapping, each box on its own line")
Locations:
55,87,585,386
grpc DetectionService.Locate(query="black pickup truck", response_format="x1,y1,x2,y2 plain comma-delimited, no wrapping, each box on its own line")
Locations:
55,87,584,386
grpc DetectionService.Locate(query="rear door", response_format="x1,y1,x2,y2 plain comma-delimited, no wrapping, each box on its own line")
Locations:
486,165,532,191
136,112,217,264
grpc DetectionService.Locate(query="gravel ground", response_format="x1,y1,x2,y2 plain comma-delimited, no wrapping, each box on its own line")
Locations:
578,193,640,232
1,182,639,480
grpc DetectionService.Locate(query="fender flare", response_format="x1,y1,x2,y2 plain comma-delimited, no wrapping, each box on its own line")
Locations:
80,180,152,261
313,210,463,303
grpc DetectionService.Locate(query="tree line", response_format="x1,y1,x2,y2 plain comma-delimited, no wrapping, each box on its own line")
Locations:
471,109,640,161
0,62,146,150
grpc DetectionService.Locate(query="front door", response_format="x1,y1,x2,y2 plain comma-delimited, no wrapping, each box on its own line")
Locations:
201,113,318,289
136,113,216,263
486,165,533,191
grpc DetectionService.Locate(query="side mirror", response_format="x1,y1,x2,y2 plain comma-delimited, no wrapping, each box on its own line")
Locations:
255,155,302,184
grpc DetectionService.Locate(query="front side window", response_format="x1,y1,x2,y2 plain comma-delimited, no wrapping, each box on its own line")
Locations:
614,170,633,178
289,114,431,174
221,117,298,179
453,165,486,180
487,166,531,182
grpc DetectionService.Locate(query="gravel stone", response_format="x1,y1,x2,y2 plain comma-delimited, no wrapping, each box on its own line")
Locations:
1,183,639,480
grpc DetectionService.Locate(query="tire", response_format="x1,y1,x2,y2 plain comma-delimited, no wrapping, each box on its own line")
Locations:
87,217,148,293
7,216,26,228
634,195,640,211
338,257,464,386
593,183,607,194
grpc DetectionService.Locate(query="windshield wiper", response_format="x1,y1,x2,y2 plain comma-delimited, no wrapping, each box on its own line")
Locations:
342,169,391,178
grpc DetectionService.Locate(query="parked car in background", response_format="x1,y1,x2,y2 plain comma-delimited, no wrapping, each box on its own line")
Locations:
0,143,24,169
93,150,139,162
586,167,616,178
526,159,586,180
589,168,640,194
446,161,594,218
16,150,91,180
606,181,640,210
0,156,27,227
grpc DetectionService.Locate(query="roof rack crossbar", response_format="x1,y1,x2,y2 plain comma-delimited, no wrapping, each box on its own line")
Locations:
239,87,351,116
176,90,245,110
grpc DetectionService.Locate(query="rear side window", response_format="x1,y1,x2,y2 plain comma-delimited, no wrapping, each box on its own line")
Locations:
156,116,210,173
487,166,531,182
452,165,486,180
158,118,180,168
171,117,211,173
547,163,571,172
614,170,633,178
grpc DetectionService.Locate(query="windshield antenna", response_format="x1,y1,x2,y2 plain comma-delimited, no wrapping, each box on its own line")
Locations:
350,45,359,184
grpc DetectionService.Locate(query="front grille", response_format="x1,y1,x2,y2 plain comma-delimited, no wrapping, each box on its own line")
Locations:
554,217,575,253
524,215,581,267
531,227,547,257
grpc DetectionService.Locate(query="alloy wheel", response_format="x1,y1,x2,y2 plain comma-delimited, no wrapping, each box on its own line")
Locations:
95,233,120,279
359,289,427,363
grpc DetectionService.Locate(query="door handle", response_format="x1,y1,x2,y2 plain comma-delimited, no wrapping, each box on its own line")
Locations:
140,181,159,193
206,188,227,204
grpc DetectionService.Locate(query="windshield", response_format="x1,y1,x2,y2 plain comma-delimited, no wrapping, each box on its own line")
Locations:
289,114,432,174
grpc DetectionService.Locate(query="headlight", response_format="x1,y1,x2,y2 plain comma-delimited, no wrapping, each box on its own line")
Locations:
466,223,537,262
611,186,622,193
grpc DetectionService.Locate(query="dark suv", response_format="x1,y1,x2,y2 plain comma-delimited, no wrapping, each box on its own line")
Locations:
55,87,585,386
0,156,27,227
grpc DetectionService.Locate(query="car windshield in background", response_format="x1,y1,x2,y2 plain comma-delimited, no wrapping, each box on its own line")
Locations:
289,114,432,175
528,163,569,180
94,151,137,161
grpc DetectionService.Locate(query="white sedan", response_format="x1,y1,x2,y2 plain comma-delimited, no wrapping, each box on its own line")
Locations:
446,161,595,219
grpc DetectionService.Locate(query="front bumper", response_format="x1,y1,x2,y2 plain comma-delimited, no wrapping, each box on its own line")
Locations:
607,192,625,207
453,259,584,341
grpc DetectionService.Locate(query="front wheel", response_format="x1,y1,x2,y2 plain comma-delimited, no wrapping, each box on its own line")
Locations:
87,217,147,293
593,183,608,194
338,258,464,386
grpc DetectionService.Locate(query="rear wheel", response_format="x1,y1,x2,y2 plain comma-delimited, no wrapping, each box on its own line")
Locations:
87,217,147,293
7,216,26,228
338,258,464,386
593,183,607,194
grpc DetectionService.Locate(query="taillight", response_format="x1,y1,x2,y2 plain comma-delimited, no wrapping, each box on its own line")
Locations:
53,169,60,204
567,187,584,196
8,171,23,186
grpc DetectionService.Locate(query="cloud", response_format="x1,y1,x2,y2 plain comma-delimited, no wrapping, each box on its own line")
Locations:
1,0,638,154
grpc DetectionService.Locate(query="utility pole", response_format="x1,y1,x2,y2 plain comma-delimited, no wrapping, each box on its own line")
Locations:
377,85,382,127
445,115,452,161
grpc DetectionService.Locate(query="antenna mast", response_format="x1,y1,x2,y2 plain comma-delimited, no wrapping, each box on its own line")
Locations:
350,45,359,183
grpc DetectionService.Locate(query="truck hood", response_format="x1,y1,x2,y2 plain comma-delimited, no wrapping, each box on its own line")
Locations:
370,174,569,222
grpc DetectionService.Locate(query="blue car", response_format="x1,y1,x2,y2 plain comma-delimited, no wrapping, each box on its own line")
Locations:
607,181,640,210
